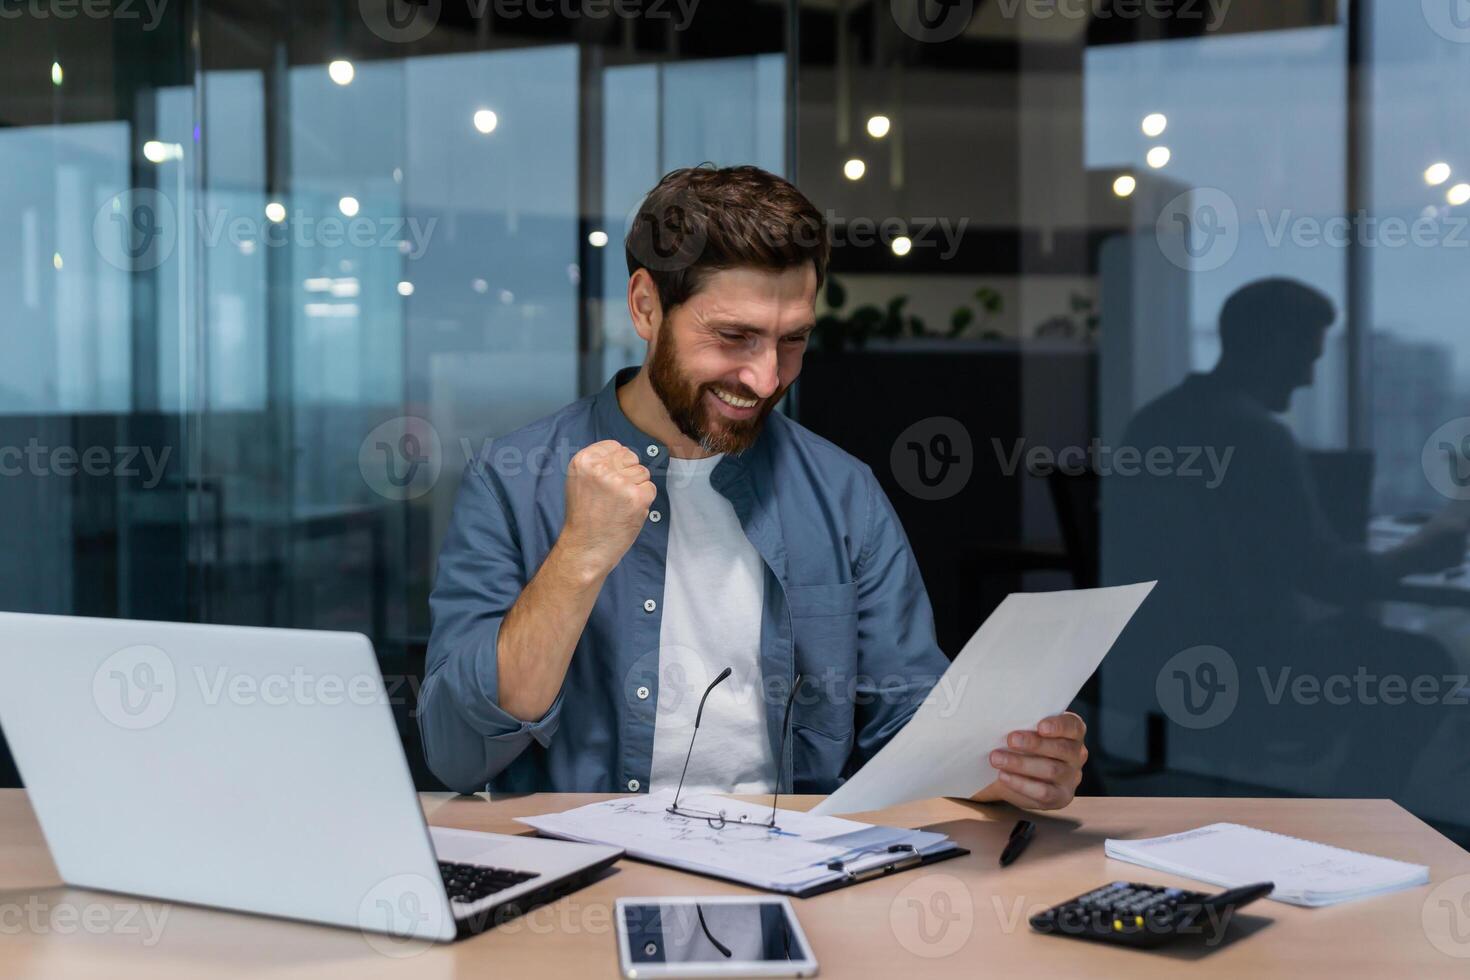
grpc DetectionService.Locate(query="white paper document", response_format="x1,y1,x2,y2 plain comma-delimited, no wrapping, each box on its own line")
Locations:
1105,823,1430,907
812,582,1155,816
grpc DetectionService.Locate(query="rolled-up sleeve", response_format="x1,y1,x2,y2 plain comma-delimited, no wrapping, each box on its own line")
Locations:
849,467,950,772
418,460,565,793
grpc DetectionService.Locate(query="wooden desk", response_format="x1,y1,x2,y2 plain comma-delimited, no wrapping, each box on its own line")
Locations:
1,791,1467,977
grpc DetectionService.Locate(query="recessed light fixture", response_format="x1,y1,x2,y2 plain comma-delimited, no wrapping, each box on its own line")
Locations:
397,281,415,297
142,140,183,163
473,109,499,134
1425,162,1452,186
1449,183,1470,207
843,158,866,181
265,201,287,223
891,236,912,257
338,196,360,217
51,62,63,86
1113,174,1137,197
328,60,355,86
1146,146,1171,169
588,230,609,247
866,115,891,139
1142,113,1167,137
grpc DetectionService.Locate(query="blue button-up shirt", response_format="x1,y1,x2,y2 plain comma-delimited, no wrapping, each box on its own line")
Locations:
418,368,949,795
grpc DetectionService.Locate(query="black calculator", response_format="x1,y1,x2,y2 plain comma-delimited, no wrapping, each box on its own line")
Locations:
1029,880,1274,948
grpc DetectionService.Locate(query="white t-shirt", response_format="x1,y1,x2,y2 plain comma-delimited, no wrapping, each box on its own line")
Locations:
648,454,774,796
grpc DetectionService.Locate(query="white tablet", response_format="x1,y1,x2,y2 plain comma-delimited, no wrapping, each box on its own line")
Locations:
615,896,819,978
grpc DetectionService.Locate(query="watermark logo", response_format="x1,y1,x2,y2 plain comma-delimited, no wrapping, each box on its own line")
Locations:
624,189,709,274
0,0,170,29
93,188,178,272
1422,417,1470,501
358,873,447,957
1423,0,1470,44
1423,874,1470,958
93,644,176,730
890,873,973,958
360,0,441,42
892,0,975,43
987,0,1232,30
1156,188,1239,272
360,417,443,501
891,417,973,501
1156,645,1238,729
623,646,712,735
993,438,1234,488
0,896,170,944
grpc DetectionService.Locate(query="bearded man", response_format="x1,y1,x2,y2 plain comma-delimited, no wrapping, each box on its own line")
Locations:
419,165,1088,809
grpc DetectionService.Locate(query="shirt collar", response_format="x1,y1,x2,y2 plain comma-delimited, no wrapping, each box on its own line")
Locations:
593,367,668,465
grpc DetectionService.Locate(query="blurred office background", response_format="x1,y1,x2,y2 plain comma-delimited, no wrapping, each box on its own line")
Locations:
3,1,1468,843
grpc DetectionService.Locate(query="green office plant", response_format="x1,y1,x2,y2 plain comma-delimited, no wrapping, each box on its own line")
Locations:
813,276,1006,352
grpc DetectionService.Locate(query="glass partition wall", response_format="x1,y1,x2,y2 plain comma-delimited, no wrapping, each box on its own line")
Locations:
0,0,792,786
4,2,1468,842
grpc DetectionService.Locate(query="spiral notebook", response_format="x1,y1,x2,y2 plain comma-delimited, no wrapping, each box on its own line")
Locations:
1105,823,1430,907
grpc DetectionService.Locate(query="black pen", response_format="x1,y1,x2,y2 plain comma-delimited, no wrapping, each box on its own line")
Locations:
999,819,1035,867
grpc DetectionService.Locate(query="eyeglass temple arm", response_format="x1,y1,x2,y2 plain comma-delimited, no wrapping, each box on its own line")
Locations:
770,673,804,825
670,667,733,809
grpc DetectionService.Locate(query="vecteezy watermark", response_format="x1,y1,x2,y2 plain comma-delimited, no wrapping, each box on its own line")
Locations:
622,646,716,736
92,191,437,274
360,0,701,44
892,0,1230,43
891,417,974,501
992,438,1234,489
0,895,170,945
624,654,973,736
1423,874,1470,959
1156,646,1239,729
1156,189,1470,273
1156,646,1470,731
1422,417,1470,501
358,873,448,957
196,207,436,259
0,0,169,29
1259,666,1469,709
1155,188,1241,273
889,873,974,958
1423,0,1470,45
92,646,424,730
94,188,178,273
0,440,172,488
826,213,969,260
623,187,711,274
994,892,1238,946
93,645,177,730
360,417,443,502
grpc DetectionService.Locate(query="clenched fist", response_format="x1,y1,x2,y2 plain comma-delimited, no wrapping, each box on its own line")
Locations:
557,440,657,578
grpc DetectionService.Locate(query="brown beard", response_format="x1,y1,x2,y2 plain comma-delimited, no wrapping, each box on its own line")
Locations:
646,326,783,455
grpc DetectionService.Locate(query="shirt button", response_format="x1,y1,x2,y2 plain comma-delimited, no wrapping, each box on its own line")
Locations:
645,445,660,458
643,598,656,613
627,779,641,792
636,686,650,700
648,510,662,524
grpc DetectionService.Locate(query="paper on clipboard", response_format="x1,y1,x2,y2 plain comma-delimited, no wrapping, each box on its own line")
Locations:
812,582,1155,816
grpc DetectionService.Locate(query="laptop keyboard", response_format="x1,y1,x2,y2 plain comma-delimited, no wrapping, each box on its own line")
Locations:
438,860,540,905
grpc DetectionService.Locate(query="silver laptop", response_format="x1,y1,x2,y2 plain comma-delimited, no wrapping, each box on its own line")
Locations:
0,612,621,944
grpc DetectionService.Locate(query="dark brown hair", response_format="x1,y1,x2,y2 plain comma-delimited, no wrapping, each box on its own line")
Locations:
624,165,829,313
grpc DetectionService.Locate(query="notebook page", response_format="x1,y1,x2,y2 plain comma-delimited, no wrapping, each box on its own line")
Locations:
1105,823,1429,906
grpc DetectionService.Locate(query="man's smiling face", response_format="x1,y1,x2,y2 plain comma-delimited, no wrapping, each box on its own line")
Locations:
647,264,818,455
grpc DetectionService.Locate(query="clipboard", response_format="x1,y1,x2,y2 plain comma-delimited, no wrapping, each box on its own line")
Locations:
786,841,971,898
